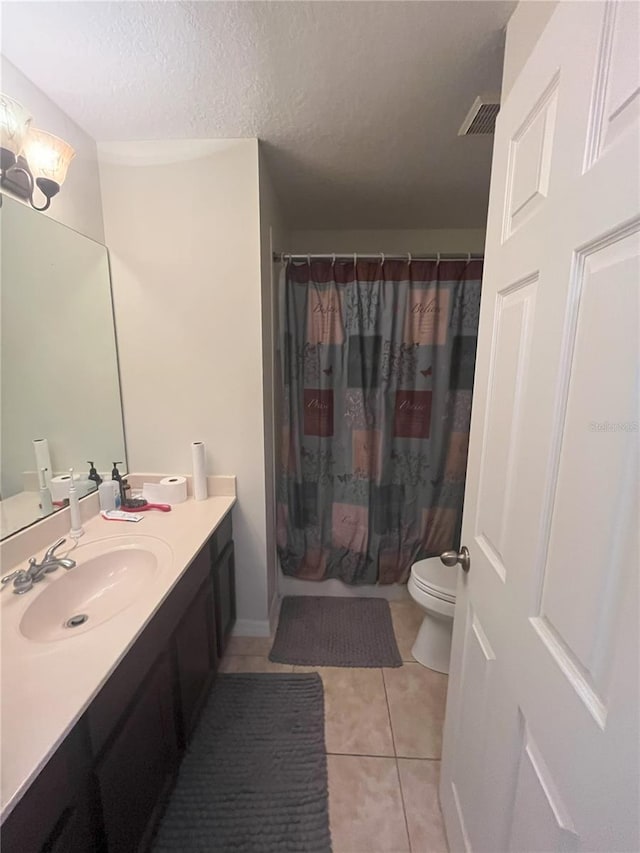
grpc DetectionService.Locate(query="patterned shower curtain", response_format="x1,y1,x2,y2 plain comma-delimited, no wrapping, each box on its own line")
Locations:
276,257,482,585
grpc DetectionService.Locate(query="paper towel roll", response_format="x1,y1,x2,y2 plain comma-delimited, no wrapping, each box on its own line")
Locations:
191,442,208,501
33,439,52,489
142,476,188,505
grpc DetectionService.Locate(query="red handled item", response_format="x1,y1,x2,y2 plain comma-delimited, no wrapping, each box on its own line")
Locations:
121,503,171,512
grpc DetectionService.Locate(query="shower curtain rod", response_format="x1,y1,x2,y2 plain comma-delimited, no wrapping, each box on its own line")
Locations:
273,252,484,262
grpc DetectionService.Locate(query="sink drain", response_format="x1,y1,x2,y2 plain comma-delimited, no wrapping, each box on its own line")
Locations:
65,614,89,629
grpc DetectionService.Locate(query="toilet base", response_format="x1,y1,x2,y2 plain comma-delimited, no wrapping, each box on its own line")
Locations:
411,610,453,674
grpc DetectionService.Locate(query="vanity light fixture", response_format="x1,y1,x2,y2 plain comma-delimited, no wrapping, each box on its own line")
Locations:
0,93,75,211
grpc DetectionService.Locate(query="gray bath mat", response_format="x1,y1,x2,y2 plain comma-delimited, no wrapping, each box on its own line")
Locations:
269,596,402,668
153,674,331,852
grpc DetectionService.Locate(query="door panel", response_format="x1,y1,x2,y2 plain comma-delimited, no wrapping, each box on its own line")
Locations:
586,1,640,166
475,274,538,583
508,724,579,853
504,76,558,240
538,229,638,688
440,3,639,851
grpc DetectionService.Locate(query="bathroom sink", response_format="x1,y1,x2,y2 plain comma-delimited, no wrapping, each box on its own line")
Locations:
19,535,173,642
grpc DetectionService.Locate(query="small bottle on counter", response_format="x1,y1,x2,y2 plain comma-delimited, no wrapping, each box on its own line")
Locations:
98,481,116,512
111,462,124,509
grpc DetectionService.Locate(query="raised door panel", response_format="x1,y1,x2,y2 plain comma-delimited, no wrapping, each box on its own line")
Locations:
96,653,177,853
212,542,236,658
174,578,216,743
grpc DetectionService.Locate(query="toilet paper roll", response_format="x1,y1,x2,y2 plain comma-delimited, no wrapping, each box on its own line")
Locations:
142,476,188,505
50,473,77,502
33,439,52,489
191,442,208,501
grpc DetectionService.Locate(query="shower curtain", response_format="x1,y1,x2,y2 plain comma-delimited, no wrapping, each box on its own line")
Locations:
277,256,482,585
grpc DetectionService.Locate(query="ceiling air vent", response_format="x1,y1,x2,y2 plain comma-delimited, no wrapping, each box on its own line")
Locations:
458,96,500,136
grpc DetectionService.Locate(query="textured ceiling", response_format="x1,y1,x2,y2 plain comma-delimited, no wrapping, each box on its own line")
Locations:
1,1,515,229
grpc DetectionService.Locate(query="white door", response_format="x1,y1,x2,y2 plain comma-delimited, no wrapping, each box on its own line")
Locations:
440,2,639,851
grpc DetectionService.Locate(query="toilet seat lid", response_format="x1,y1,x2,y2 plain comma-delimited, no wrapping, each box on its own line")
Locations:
411,559,456,602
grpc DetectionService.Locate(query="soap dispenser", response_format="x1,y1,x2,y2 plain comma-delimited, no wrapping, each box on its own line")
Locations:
87,461,102,488
111,462,126,509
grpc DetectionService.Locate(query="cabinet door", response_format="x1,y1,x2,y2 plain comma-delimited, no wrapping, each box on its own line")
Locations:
95,652,177,852
0,724,94,853
174,578,216,744
212,542,236,658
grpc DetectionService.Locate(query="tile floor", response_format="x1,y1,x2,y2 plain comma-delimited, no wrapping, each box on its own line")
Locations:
220,599,450,853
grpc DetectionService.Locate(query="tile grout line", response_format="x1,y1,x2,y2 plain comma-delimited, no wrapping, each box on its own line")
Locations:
383,665,413,853
381,667,398,758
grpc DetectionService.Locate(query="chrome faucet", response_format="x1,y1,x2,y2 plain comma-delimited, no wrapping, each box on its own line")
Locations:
1,538,76,595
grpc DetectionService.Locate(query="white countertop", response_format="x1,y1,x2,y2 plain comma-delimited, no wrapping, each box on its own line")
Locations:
0,493,235,821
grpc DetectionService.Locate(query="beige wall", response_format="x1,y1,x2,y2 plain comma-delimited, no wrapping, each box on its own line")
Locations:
258,147,288,627
287,229,486,255
99,139,270,634
1,56,105,243
501,1,559,102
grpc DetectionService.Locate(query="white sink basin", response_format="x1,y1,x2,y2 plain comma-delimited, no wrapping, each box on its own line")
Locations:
19,536,173,642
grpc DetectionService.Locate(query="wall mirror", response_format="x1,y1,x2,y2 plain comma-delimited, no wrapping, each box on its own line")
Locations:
0,194,127,539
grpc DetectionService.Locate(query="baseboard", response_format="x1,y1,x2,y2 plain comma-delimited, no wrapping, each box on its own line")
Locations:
278,573,410,601
232,618,271,638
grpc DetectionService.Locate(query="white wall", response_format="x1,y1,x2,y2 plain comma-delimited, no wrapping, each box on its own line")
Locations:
501,1,559,102
0,56,104,243
98,139,270,634
258,147,288,628
287,228,486,255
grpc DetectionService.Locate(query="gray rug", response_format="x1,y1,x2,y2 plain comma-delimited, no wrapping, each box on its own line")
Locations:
269,596,402,668
153,674,331,852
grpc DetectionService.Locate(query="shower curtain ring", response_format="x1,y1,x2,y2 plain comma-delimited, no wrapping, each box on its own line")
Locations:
407,252,412,266
467,252,471,264
307,254,311,267
332,253,336,267
380,252,385,269
437,252,441,266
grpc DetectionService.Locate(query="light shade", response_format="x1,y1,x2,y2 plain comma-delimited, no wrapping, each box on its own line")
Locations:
0,93,32,157
22,128,75,187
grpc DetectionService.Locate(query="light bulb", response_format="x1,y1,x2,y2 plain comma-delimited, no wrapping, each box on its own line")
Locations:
0,93,32,166
22,128,75,187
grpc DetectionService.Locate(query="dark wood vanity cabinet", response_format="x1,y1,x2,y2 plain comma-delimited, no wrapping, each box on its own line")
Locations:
1,511,235,853
174,577,217,743
212,542,235,658
95,651,178,852
0,725,96,853
209,511,236,658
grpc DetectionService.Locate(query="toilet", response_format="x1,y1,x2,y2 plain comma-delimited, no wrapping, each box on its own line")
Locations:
407,557,456,674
